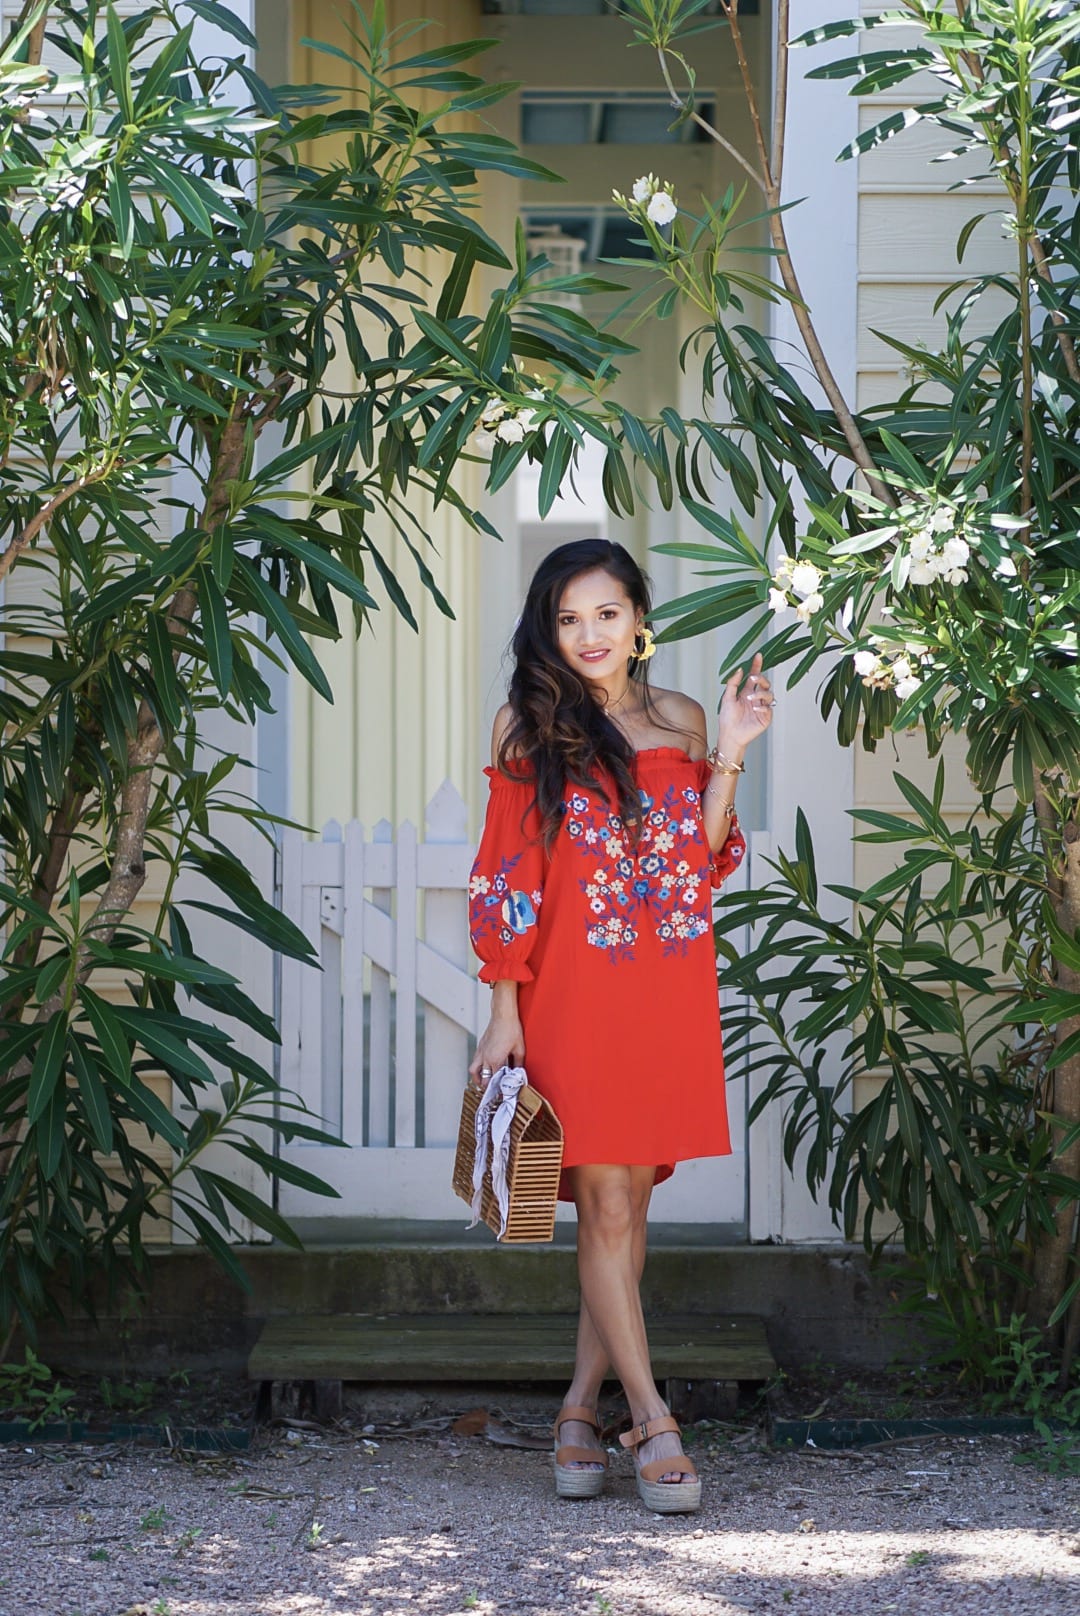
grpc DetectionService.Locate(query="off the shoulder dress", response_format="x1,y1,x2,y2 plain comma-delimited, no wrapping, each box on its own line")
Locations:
468,748,746,1198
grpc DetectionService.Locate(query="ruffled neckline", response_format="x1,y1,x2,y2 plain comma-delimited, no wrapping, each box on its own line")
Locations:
632,746,695,763
484,746,700,783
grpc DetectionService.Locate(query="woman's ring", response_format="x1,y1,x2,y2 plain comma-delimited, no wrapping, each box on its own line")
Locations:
481,1065,492,1077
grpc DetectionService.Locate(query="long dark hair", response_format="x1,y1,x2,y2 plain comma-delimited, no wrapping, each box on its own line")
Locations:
497,538,669,848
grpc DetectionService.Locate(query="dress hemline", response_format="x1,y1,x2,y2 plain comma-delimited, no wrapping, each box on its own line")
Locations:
556,1147,733,1202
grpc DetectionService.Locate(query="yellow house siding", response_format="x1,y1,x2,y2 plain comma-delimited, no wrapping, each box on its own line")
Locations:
854,0,1012,835
850,5,1017,1182
289,0,486,837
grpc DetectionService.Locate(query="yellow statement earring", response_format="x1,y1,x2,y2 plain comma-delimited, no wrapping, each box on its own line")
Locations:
631,625,656,662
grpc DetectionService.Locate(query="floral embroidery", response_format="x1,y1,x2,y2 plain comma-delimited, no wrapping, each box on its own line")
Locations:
563,778,719,962
469,850,540,949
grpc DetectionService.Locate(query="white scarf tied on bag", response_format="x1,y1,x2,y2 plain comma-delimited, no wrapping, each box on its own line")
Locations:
468,1065,527,1238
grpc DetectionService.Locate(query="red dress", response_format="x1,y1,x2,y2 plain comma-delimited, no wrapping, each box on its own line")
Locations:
468,747,746,1198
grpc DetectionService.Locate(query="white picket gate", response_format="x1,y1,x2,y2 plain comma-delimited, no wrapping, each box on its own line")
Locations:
276,781,483,1221
275,784,767,1232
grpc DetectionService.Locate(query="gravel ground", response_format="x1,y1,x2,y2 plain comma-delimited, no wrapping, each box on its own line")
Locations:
2,1417,1078,1616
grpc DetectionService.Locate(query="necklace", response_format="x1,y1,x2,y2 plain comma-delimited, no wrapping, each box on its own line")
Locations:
605,682,638,716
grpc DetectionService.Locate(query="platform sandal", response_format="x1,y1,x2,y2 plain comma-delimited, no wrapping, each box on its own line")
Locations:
553,1405,608,1500
620,1415,702,1515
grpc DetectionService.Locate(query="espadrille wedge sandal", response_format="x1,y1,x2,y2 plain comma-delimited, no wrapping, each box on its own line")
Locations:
553,1405,608,1500
620,1415,702,1515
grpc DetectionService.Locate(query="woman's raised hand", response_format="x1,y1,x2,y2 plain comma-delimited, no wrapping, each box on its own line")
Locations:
716,651,775,754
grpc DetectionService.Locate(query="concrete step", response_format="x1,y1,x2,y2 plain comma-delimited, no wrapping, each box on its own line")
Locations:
248,1312,776,1385
33,1242,903,1378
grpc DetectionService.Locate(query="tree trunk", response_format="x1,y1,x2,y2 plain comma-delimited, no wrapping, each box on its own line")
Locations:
1028,786,1080,1347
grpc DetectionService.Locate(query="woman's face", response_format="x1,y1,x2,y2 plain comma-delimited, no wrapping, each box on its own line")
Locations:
555,567,642,685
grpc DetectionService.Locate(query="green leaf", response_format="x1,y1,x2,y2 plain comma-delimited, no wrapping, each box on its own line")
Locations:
176,1200,253,1289
391,39,498,72
27,1012,66,1127
121,1075,188,1151
437,132,564,184
107,167,135,259
253,426,350,491
181,0,260,49
84,942,236,986
233,558,333,702
198,565,233,698
69,1036,114,1154
77,987,132,1085
111,1006,216,1085
200,1170,305,1247
36,1086,66,1180
106,3,134,124
180,899,317,963
146,613,183,732
538,427,573,518
141,156,214,235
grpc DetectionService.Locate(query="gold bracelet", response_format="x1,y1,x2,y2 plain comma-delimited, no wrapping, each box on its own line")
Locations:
704,782,738,818
706,744,745,776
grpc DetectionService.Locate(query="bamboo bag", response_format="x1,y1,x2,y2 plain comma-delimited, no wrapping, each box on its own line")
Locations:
452,1078,563,1243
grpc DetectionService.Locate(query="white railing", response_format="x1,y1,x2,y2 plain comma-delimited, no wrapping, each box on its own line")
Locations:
276,781,483,1220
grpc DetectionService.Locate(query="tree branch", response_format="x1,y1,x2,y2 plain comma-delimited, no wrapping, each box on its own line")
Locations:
716,1,893,504
0,461,115,586
20,411,250,1035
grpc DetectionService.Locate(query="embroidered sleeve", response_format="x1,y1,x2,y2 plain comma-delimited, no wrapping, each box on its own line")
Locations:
696,761,748,889
469,767,547,985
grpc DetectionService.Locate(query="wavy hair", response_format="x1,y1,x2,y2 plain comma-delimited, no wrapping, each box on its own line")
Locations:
497,539,676,849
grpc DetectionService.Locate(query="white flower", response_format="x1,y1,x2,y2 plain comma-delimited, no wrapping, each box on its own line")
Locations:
480,398,506,426
516,407,537,434
473,431,496,453
789,562,822,599
909,531,934,562
795,591,824,623
940,536,970,572
908,559,936,585
495,416,525,445
852,650,880,676
767,587,790,614
631,175,655,204
930,506,953,533
942,566,968,586
894,674,922,701
646,189,677,226
891,657,913,684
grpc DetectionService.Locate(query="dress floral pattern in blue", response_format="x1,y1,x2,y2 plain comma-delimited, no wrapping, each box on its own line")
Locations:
564,779,720,963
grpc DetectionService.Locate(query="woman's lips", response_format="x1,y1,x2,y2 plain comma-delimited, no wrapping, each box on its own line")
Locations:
579,649,610,663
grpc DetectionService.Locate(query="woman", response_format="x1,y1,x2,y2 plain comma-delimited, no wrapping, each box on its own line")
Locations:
466,538,773,1515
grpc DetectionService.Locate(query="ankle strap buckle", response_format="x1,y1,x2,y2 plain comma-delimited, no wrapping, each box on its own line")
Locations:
638,1420,650,1444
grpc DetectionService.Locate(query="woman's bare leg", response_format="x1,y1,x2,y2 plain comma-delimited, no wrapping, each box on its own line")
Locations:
558,1172,652,1472
561,1164,691,1485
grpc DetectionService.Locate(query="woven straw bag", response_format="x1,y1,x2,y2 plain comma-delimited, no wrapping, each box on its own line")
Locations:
452,1079,563,1243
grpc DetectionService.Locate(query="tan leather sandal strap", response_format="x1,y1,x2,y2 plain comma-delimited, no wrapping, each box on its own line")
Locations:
618,1414,681,1450
639,1454,698,1485
554,1406,600,1436
555,1442,608,1468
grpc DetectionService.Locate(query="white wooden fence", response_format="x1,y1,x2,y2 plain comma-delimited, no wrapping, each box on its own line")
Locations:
274,788,830,1236
276,781,483,1221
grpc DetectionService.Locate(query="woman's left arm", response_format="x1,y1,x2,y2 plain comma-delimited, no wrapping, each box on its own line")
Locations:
693,650,774,855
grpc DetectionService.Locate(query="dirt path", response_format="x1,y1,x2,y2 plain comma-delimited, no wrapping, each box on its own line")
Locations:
2,1421,1077,1615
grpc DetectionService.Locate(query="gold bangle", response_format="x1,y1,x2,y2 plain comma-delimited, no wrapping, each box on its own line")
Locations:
704,783,738,818
706,745,745,775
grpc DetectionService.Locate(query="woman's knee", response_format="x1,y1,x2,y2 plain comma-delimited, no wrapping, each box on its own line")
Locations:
576,1174,636,1242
